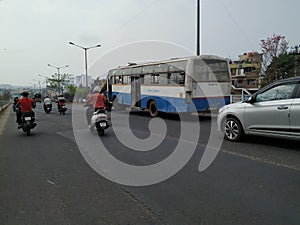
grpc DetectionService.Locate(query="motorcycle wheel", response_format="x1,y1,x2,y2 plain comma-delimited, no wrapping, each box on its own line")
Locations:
26,130,30,136
98,128,104,136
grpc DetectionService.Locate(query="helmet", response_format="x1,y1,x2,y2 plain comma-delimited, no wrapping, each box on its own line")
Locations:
21,90,29,96
93,86,101,93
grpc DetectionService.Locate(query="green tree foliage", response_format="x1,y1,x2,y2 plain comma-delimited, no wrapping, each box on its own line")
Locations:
47,73,73,94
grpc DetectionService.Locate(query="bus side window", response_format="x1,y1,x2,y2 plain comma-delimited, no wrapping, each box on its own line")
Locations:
118,76,123,84
170,72,179,85
123,76,128,84
178,72,185,85
112,76,117,84
140,75,144,84
159,73,168,85
144,74,152,85
169,72,185,85
153,74,159,84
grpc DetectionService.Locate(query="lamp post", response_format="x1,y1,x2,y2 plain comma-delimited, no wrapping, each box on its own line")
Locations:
69,42,101,89
196,0,201,56
33,79,42,93
39,75,49,94
48,64,69,95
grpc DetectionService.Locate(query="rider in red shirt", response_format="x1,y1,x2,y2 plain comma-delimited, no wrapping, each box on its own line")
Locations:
84,86,107,110
16,91,36,126
84,86,107,126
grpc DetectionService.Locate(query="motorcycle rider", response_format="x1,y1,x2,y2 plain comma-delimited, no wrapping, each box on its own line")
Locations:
13,96,19,112
83,86,107,128
16,90,36,128
43,95,52,111
57,95,66,111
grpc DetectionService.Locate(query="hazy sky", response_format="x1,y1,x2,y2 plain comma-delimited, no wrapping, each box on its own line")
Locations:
0,0,299,86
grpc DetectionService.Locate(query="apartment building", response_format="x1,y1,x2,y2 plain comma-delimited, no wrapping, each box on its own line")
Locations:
229,52,262,96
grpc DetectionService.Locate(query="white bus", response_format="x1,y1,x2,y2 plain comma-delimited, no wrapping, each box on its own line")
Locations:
107,55,231,117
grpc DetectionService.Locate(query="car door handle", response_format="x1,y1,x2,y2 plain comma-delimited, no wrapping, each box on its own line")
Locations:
277,106,289,110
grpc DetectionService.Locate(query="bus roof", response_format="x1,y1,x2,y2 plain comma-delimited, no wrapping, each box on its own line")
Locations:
107,55,228,78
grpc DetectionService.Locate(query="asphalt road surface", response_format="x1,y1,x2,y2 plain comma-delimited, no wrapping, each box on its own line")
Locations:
0,103,299,225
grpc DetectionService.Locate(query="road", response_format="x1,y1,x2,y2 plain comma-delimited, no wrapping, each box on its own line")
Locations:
0,103,299,225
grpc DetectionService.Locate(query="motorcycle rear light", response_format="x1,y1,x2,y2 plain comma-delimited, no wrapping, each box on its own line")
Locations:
100,122,107,127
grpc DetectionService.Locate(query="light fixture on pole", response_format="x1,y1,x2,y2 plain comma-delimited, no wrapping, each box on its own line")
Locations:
69,42,101,89
47,64,69,95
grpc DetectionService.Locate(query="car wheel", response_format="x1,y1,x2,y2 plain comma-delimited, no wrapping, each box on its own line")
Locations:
223,117,243,141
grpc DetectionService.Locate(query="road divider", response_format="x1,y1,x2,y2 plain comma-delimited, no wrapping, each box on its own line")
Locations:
0,101,10,114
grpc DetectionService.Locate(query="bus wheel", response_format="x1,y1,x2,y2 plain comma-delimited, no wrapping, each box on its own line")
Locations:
148,100,158,117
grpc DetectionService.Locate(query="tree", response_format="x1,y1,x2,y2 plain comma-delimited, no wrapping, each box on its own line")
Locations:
47,73,73,95
269,53,295,80
260,33,289,87
0,89,10,100
63,84,76,101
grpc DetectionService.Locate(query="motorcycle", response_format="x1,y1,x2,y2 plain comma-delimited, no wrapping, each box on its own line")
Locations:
90,108,110,136
44,103,52,114
12,97,19,112
19,112,36,136
58,102,67,115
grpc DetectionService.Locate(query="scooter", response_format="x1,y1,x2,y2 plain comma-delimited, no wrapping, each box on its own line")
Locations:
58,102,67,115
90,108,110,136
44,103,52,114
19,112,37,136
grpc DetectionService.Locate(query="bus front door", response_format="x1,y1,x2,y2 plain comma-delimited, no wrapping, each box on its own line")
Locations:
131,76,141,108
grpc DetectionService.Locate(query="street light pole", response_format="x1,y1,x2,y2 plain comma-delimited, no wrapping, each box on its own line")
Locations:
69,42,101,89
39,75,49,94
84,48,88,87
196,0,201,56
48,64,69,95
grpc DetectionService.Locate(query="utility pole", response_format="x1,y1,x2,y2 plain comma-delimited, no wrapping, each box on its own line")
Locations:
196,0,200,56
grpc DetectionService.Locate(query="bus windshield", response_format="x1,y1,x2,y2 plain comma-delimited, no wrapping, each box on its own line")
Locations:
193,59,230,82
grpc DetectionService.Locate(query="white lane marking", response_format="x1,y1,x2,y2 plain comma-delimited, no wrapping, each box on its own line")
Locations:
221,148,300,171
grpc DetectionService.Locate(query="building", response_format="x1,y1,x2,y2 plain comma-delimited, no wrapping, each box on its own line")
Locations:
229,52,263,97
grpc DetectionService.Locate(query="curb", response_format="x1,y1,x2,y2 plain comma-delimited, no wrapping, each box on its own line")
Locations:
0,103,10,114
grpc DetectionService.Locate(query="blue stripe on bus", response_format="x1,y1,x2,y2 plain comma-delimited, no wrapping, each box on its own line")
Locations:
112,92,230,113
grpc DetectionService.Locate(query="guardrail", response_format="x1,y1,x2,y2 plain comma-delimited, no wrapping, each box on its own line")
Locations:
0,100,10,113
230,95,250,103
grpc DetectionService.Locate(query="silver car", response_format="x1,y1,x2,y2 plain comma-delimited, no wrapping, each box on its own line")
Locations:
217,76,300,141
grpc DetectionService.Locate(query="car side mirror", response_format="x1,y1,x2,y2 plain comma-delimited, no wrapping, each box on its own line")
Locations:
245,95,255,103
